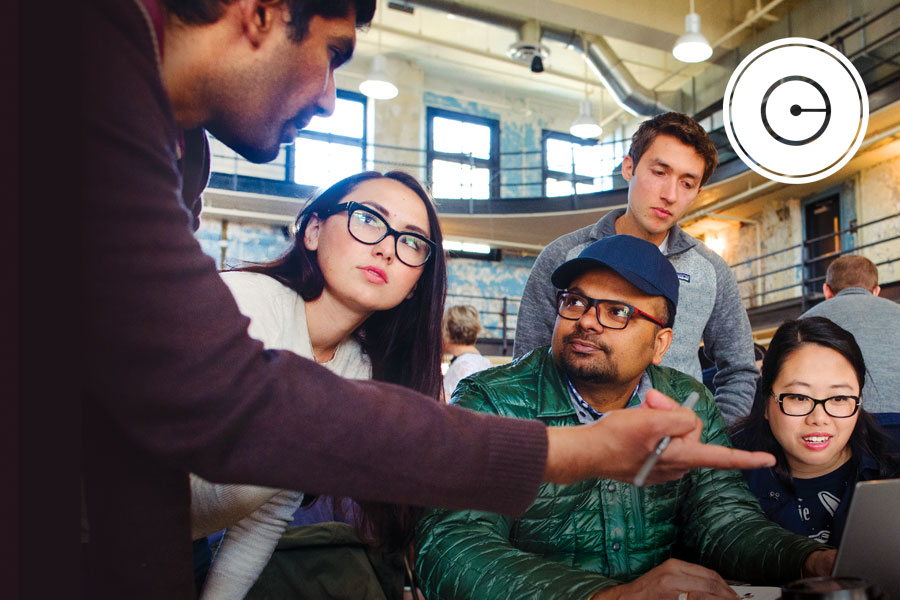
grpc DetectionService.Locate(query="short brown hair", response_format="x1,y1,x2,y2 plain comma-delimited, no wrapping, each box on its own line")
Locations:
444,305,482,345
628,112,719,187
826,255,879,293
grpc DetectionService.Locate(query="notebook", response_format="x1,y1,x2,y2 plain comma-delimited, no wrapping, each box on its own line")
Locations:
831,478,900,595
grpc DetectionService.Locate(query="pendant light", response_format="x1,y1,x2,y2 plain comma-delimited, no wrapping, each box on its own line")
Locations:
570,39,602,139
359,10,398,100
359,55,398,100
673,0,712,63
570,99,602,139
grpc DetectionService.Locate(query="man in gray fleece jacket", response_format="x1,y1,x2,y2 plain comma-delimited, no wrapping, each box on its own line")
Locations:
801,254,900,414
515,113,756,423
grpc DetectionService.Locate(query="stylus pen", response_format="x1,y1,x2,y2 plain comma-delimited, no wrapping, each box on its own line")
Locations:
633,391,700,487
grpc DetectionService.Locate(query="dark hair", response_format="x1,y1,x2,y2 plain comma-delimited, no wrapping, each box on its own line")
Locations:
161,0,376,41
753,343,767,362
731,317,900,491
628,112,719,187
237,171,446,551
661,298,676,329
826,255,879,293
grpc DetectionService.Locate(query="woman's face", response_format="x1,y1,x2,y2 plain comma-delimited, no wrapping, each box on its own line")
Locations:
304,178,432,316
765,343,860,479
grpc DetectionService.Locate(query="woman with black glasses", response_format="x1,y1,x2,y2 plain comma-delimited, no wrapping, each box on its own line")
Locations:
190,171,443,599
730,317,899,547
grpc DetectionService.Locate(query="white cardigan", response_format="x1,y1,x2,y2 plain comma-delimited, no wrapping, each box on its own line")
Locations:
191,271,371,600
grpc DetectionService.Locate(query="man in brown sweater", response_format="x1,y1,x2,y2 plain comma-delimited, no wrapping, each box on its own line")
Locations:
79,1,774,597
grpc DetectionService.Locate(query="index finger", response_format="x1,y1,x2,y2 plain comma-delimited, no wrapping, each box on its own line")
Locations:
662,439,775,472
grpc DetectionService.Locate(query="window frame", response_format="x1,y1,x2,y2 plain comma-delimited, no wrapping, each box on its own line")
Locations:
426,107,500,199
291,88,368,187
207,89,367,196
541,130,600,198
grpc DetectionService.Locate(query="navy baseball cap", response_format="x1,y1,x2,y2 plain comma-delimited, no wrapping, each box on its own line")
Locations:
550,235,679,313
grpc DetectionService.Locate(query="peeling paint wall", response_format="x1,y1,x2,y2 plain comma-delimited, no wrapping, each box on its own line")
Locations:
371,56,426,183
446,254,536,339
855,154,900,285
196,219,290,270
753,197,804,306
723,152,900,309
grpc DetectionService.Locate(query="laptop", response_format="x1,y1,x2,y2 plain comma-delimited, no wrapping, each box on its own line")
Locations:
831,478,900,595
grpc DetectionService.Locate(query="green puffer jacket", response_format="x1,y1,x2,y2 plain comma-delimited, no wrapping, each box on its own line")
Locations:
415,348,824,600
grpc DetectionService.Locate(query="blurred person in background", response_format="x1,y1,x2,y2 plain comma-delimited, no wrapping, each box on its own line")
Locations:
801,255,900,426
442,305,493,402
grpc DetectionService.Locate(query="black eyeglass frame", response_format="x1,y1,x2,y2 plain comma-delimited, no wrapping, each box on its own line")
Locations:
319,202,436,268
555,290,667,330
771,392,861,418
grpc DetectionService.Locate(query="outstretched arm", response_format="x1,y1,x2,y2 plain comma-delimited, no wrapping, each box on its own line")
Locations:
544,390,775,485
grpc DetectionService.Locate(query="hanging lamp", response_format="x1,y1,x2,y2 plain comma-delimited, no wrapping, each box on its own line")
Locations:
673,0,712,63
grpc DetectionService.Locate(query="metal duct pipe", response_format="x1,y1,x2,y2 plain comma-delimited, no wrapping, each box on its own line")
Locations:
405,0,674,116
542,28,674,116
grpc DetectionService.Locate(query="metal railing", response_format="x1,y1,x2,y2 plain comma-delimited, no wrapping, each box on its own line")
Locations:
731,211,900,310
446,210,900,349
445,292,520,354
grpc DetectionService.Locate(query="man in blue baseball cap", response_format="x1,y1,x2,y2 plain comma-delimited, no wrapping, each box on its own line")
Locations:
415,235,832,599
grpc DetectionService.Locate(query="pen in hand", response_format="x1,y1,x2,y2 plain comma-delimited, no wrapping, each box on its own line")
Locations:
633,391,700,487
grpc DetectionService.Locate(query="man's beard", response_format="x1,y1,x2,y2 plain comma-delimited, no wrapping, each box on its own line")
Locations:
557,330,617,384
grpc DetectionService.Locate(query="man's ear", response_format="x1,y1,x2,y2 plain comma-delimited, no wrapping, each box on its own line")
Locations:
234,0,280,48
823,283,835,299
872,285,881,297
303,215,323,251
650,327,673,365
621,154,634,182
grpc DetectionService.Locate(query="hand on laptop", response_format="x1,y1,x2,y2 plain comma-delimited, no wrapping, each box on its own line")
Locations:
587,558,740,599
544,390,776,485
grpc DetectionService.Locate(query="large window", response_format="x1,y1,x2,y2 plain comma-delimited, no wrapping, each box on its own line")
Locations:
542,131,623,197
208,90,367,192
427,108,499,200
294,90,367,188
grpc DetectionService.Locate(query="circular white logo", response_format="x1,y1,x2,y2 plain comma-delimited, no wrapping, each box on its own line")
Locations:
723,37,869,184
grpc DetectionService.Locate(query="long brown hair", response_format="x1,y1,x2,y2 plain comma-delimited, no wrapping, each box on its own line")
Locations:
236,171,446,550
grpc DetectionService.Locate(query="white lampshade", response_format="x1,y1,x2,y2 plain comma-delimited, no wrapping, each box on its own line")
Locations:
359,55,398,100
570,99,603,139
672,13,712,63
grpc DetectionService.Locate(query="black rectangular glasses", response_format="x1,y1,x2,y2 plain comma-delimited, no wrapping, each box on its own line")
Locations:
773,393,861,418
322,202,435,268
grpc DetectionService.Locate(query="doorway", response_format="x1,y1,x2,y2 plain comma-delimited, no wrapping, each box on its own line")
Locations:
803,194,841,299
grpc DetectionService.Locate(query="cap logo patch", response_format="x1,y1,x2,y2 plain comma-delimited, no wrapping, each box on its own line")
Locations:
676,273,690,282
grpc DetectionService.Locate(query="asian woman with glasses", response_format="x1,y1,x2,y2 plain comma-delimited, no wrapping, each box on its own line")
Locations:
730,317,900,547
190,171,444,599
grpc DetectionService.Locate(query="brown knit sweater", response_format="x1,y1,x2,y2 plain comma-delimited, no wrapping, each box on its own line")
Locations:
80,1,547,597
